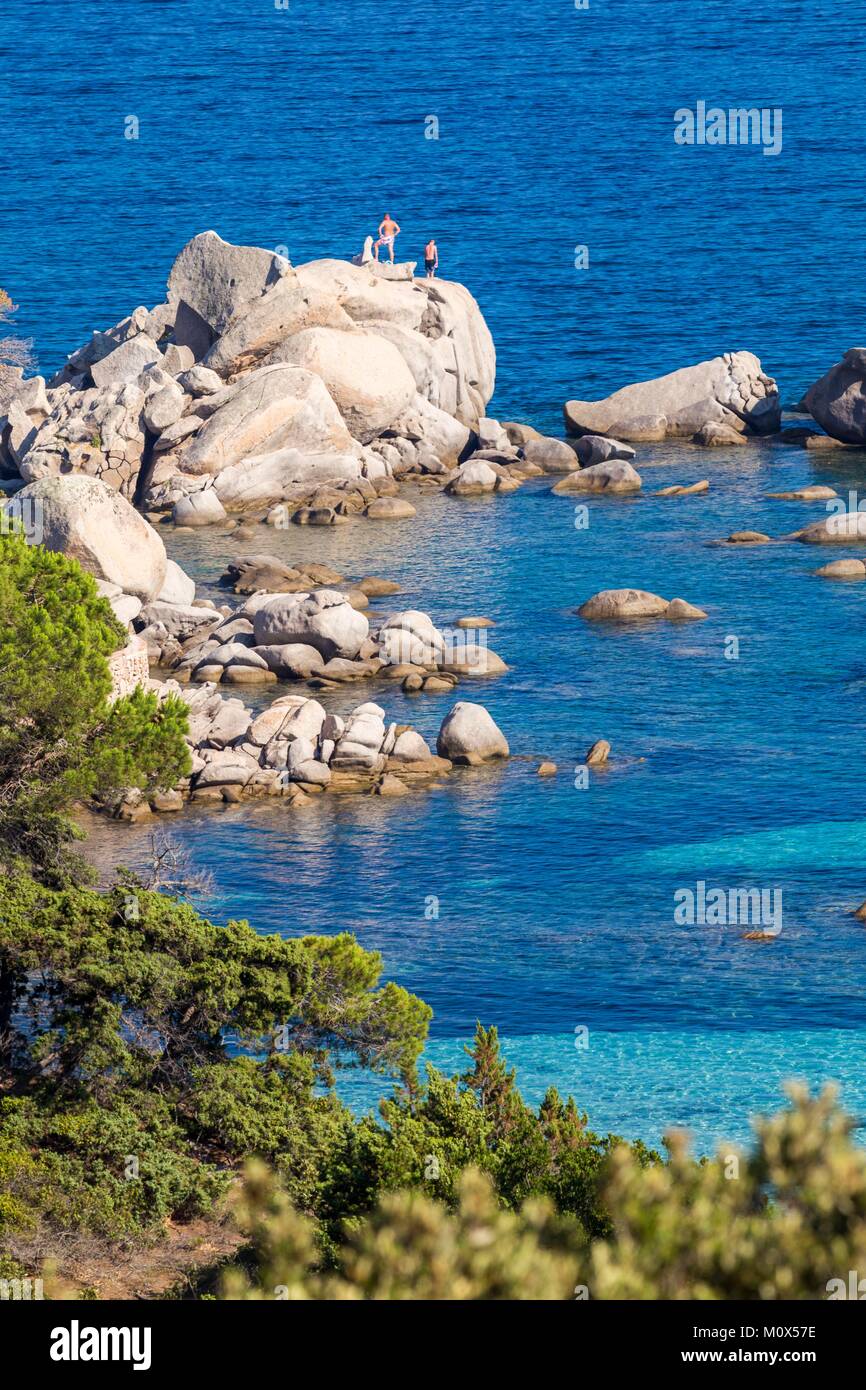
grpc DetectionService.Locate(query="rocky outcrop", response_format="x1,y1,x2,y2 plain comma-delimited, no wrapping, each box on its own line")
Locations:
802,348,866,445
4,232,498,526
564,352,780,440
11,476,166,601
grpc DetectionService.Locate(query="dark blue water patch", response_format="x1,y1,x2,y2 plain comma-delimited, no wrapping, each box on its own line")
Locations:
3,0,866,418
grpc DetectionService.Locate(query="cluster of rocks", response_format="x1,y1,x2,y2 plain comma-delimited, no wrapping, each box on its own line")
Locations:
1,230,498,516
117,685,510,818
577,589,707,622
140,578,508,696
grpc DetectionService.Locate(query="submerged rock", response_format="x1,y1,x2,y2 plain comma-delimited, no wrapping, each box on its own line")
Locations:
795,512,866,544
814,558,866,578
585,739,611,766
578,588,706,621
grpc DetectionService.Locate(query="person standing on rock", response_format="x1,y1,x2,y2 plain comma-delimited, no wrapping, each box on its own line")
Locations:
374,213,400,264
424,238,439,278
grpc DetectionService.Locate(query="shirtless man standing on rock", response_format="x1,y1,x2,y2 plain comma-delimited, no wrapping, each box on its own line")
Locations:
374,213,400,264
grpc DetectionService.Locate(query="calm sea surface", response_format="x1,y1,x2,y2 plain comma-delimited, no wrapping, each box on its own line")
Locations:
6,0,866,1149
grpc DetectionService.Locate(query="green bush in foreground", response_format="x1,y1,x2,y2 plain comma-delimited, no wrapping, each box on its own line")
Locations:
0,871,430,1248
0,530,189,880
222,1084,866,1301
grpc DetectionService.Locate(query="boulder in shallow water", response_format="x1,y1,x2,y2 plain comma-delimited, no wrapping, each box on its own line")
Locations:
551,460,642,494
814,558,866,579
795,512,866,544
573,435,636,467
519,435,580,472
693,421,748,447
173,489,227,526
366,496,416,520
585,739,611,766
577,588,670,621
802,348,866,445
446,459,499,496
766,485,838,501
665,597,707,620
437,701,509,762
253,589,369,660
564,351,780,439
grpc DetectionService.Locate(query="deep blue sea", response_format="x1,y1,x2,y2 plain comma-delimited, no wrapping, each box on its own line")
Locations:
8,0,866,1152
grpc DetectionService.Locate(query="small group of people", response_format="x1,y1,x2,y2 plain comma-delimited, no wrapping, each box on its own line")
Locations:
374,213,439,278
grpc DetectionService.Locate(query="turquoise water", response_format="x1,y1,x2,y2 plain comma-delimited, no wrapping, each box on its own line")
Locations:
87,436,866,1152
8,0,866,1151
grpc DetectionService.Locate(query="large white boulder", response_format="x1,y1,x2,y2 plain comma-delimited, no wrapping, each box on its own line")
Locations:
331,701,388,770
265,327,415,443
436,701,509,761
363,319,461,416
12,475,166,601
213,448,362,509
564,351,780,439
157,558,196,606
252,589,369,659
379,610,445,666
176,364,355,475
551,460,642,494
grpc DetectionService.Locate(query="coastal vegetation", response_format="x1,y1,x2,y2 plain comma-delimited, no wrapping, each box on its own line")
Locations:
1,544,864,1301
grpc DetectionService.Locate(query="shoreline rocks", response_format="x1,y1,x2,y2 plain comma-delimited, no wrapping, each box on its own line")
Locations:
115,684,510,817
